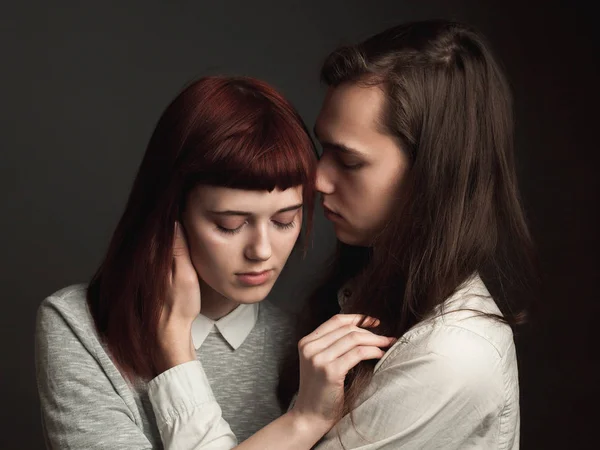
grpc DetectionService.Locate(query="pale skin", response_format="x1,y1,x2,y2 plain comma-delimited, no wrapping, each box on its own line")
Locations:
183,185,305,320
157,185,396,449
157,185,306,369
315,82,410,246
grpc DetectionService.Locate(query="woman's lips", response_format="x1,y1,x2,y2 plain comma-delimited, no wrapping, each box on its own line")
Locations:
235,270,273,286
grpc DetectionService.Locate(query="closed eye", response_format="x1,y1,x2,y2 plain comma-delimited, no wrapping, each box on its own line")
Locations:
272,209,299,230
273,220,296,230
216,221,247,234
339,160,364,170
320,146,365,171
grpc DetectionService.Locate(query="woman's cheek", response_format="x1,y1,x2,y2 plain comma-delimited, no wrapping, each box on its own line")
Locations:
186,230,226,273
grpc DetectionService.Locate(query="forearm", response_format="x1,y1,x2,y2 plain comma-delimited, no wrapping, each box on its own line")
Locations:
235,410,330,450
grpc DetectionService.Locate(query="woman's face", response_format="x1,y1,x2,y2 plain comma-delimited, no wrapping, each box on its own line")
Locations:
315,82,410,246
182,185,303,305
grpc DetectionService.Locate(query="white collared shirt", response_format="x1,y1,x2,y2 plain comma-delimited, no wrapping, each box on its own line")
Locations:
191,303,259,350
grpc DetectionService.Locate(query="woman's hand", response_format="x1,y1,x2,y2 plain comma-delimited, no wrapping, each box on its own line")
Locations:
290,314,396,434
156,221,201,374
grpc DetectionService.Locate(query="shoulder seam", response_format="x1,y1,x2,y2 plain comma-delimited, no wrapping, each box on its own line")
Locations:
442,324,504,358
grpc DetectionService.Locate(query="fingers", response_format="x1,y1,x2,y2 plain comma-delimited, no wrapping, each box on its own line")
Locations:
300,325,371,357
302,314,380,345
299,319,396,383
330,345,387,376
315,332,395,364
170,221,197,287
173,221,190,258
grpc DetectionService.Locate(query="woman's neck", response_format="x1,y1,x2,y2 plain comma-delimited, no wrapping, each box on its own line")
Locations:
199,279,240,320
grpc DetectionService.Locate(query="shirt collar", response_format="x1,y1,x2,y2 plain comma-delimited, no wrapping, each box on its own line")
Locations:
191,302,259,350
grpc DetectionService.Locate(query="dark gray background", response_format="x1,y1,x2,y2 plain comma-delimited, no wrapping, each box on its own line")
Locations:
1,1,597,448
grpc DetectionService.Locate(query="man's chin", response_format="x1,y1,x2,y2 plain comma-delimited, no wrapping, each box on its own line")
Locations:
335,228,370,247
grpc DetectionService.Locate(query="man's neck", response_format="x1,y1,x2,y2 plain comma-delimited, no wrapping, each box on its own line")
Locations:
199,279,240,320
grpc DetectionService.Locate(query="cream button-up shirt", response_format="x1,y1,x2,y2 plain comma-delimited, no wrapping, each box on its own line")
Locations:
317,274,520,449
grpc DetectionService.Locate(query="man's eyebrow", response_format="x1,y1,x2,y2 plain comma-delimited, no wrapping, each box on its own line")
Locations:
313,126,364,157
208,203,303,216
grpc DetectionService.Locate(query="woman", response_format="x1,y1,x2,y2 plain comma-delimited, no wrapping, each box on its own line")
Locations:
164,20,538,449
35,76,393,449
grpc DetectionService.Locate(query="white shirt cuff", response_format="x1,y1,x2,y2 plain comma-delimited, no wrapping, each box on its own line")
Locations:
148,360,216,426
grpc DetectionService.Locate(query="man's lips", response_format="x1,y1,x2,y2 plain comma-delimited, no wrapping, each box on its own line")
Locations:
323,203,343,219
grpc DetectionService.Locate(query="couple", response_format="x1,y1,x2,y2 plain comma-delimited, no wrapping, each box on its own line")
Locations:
35,20,536,449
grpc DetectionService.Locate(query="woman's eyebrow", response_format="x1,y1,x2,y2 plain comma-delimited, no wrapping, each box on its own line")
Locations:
208,203,303,216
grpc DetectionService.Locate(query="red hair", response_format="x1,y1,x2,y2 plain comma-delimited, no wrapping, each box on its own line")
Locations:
87,76,317,380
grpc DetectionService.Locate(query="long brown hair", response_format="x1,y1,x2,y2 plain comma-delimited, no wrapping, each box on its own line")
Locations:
279,20,538,415
87,76,317,381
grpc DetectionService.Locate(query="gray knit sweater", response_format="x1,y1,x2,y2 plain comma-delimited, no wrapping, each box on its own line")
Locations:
35,284,295,449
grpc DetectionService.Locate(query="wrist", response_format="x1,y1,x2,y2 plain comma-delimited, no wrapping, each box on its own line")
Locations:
156,326,196,374
286,408,334,440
